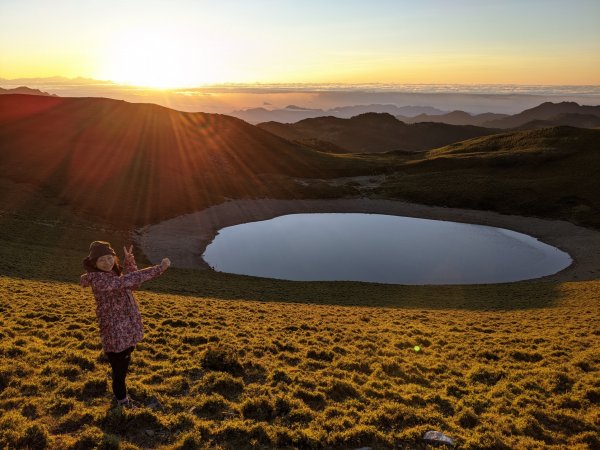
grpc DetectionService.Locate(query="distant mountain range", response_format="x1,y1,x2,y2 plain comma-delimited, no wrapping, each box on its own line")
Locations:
230,101,600,131
0,86,55,96
258,113,498,153
231,104,446,124
399,107,600,129
257,102,600,153
482,102,600,128
397,111,508,126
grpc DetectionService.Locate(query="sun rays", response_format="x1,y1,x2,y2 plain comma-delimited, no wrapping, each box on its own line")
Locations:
99,27,230,89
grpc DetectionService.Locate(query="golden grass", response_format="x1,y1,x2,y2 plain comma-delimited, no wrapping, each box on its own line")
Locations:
1,275,598,449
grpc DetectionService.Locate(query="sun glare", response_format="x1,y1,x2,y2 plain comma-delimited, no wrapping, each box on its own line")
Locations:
100,28,225,89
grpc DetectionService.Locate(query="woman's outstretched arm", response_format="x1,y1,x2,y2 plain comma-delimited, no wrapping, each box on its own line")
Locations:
93,259,170,291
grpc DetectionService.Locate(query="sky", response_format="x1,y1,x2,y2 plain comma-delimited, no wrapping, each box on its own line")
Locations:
1,0,599,88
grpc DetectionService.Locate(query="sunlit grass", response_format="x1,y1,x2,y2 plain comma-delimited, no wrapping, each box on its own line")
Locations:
0,216,599,448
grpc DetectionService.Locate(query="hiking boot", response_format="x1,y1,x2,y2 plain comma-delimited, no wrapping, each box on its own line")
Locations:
115,396,140,409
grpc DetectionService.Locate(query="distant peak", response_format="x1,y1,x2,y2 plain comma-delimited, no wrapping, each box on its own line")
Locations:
351,112,398,121
284,105,320,111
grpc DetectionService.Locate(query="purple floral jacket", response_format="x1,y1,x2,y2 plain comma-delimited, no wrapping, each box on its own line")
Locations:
80,256,166,353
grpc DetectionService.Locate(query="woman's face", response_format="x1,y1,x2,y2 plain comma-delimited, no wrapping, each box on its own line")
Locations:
96,254,115,272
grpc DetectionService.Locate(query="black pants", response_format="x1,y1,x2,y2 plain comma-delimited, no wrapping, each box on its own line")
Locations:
105,346,134,401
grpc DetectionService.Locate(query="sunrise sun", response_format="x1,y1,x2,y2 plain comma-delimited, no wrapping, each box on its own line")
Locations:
99,27,225,89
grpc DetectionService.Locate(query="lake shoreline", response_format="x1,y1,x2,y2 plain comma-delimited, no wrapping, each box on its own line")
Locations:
136,198,600,283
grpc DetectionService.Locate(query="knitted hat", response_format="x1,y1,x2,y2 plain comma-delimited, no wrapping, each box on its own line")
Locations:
87,241,116,260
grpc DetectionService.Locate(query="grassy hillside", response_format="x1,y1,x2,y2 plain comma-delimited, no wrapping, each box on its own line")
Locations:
375,127,600,228
0,95,374,227
0,226,599,449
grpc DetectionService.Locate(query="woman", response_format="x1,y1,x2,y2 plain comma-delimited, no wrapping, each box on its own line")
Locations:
80,240,170,407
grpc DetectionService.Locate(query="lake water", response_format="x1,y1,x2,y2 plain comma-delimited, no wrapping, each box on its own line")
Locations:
202,213,572,284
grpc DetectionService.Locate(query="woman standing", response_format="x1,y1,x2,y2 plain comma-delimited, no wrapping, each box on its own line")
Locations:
80,241,170,407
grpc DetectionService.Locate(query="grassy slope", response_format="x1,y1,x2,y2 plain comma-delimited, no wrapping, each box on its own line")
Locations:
0,95,375,227
0,190,599,449
376,127,600,228
1,272,599,449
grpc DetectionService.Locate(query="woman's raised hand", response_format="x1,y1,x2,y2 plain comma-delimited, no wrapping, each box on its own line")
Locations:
161,258,171,270
123,245,134,262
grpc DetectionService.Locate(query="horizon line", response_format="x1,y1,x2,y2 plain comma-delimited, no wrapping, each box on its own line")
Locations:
2,76,600,90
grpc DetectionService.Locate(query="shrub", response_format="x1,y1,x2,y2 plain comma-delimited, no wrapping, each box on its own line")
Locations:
49,397,76,417
327,424,389,449
0,411,28,448
293,388,326,410
200,372,244,399
127,410,164,431
21,402,39,419
573,431,600,449
326,380,360,402
551,373,574,393
285,406,315,425
241,396,275,422
182,335,208,345
446,384,467,398
19,423,49,450
174,431,204,450
70,426,103,450
462,431,511,450
364,403,423,431
585,388,600,404
429,394,455,416
0,370,10,391
81,378,107,399
191,394,231,419
166,413,196,433
306,349,334,362
97,433,120,450
211,421,272,448
381,360,404,378
201,345,244,375
162,375,190,395
65,354,96,371
458,408,479,429
101,407,129,434
337,360,372,374
55,411,95,433
58,365,82,378
469,367,504,386
510,350,543,362
20,381,40,396
270,369,292,385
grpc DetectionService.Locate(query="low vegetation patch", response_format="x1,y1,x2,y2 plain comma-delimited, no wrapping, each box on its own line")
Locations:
1,273,598,449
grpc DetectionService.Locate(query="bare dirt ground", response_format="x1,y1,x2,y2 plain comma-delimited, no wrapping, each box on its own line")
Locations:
136,197,600,283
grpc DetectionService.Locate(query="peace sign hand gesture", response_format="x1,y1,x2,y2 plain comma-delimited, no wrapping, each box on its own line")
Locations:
123,245,135,263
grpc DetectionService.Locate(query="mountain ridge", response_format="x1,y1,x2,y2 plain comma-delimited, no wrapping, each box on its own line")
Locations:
0,94,350,226
258,113,498,153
